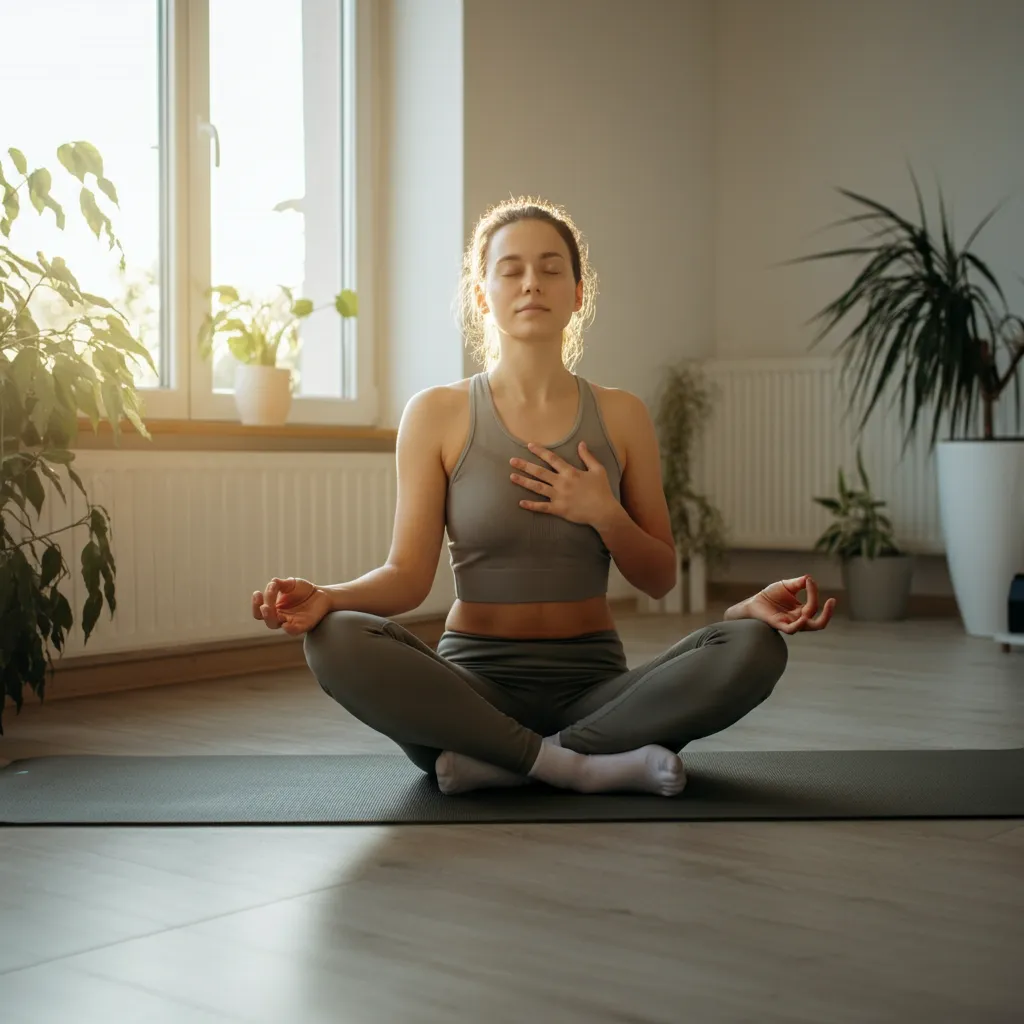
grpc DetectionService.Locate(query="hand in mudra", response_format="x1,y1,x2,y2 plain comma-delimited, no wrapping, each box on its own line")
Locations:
252,576,330,636
510,441,618,527
746,575,836,634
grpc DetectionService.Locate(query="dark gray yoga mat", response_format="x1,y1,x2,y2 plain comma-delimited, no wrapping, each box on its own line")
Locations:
2,748,1022,825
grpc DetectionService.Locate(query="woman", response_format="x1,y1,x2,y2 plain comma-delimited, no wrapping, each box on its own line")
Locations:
252,197,835,797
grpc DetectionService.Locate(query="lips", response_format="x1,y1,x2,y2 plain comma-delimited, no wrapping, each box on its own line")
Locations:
517,305,549,312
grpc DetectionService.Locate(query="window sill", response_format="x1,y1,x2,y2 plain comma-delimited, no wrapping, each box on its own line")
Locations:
72,417,397,453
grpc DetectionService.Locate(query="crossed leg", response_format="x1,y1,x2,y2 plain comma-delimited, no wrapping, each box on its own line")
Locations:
441,618,790,793
303,612,788,797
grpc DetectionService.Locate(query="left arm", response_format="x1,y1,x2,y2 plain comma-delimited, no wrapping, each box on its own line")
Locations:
591,391,677,600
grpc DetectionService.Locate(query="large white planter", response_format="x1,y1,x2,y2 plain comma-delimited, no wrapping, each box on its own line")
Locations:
233,365,293,426
936,439,1024,637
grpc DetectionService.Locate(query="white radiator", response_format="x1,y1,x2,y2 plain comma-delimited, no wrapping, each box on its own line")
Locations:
690,357,1018,555
25,447,639,660
28,450,454,659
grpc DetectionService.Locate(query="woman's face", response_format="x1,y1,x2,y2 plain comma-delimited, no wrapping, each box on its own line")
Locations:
477,218,583,344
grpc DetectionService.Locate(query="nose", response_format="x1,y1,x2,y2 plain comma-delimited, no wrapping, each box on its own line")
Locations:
522,265,543,291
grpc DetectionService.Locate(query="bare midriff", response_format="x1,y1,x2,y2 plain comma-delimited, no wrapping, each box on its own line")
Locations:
444,595,616,639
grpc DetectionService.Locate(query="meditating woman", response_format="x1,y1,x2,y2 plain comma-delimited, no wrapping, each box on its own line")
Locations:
252,197,835,797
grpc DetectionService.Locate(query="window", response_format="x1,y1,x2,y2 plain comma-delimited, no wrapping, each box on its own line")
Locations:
2,2,163,391
1,0,377,426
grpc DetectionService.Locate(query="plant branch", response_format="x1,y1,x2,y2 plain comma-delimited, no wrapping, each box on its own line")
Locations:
11,513,92,550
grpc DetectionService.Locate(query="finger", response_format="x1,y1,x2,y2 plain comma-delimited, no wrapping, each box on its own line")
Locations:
510,457,557,483
577,441,600,469
261,603,283,629
265,579,280,608
252,591,264,619
806,597,836,629
802,576,820,616
527,442,572,473
511,472,553,496
781,574,808,594
519,499,555,513
273,576,295,593
776,611,809,634
280,614,305,636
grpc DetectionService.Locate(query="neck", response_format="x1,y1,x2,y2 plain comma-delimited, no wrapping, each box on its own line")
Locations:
489,334,574,401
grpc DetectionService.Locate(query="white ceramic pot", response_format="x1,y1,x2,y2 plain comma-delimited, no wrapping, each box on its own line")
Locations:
233,365,293,426
936,438,1024,637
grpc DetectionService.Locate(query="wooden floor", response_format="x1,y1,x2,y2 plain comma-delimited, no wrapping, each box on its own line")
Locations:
1,606,1022,1023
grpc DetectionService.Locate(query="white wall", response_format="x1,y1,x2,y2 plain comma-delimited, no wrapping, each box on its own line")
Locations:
377,0,1024,602
714,0,1024,360
462,0,715,398
377,0,466,429
710,0,1024,597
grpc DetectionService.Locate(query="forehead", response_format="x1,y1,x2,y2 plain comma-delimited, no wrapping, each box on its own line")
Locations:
487,218,570,263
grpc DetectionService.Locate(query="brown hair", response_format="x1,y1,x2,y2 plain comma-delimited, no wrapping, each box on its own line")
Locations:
455,195,598,370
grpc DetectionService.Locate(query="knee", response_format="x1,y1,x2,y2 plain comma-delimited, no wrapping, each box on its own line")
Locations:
303,610,382,701
720,618,789,700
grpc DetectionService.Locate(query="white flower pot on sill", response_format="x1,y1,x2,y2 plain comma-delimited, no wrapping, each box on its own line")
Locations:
937,438,1024,637
233,365,293,426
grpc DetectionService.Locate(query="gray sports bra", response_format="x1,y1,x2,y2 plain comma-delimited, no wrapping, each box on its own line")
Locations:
445,373,624,603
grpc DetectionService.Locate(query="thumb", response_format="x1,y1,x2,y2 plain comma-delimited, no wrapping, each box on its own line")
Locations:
273,576,295,592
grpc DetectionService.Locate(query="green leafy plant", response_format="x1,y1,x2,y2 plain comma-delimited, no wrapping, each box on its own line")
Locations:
653,363,728,572
1,141,154,733
792,170,1024,450
197,284,358,369
812,447,902,560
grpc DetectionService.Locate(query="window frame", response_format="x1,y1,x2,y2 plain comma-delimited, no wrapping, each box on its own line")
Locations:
138,0,378,426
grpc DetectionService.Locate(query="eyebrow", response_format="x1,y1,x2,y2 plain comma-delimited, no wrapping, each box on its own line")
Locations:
496,251,566,265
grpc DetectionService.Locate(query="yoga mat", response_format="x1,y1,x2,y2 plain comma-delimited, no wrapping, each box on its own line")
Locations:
2,748,1022,825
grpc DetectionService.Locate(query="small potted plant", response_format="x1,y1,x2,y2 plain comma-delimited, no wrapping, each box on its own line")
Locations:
652,362,729,612
197,284,358,426
812,448,913,621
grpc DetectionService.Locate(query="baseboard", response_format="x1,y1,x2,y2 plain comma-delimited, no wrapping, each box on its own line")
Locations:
29,598,640,704
706,582,961,620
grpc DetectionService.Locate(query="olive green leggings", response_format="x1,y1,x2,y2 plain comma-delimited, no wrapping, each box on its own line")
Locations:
303,611,789,776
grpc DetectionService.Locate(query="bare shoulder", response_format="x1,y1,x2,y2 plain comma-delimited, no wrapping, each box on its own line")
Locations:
399,378,470,424
588,383,656,465
589,382,651,421
399,377,474,475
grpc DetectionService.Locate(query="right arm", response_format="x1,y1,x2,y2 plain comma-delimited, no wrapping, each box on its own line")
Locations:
319,387,450,617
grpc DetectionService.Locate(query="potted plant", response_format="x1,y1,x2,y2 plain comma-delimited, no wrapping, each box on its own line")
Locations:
652,362,729,612
198,283,358,426
812,448,912,621
793,172,1024,636
1,140,155,733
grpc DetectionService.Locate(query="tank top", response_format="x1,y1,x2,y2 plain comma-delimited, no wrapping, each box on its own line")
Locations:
445,372,624,603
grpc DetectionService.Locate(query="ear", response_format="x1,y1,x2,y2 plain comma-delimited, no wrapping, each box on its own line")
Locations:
574,278,583,313
474,281,490,316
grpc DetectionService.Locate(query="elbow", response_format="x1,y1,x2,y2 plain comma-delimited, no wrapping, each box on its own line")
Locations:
384,562,434,616
645,559,678,601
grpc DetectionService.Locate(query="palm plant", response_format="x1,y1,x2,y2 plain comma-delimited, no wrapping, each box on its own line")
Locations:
791,171,1024,450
